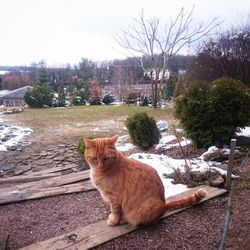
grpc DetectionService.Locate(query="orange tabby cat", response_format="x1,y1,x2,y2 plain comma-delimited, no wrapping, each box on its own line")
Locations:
84,136,207,226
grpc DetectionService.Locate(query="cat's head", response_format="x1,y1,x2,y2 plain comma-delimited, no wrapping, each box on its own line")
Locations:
84,136,118,171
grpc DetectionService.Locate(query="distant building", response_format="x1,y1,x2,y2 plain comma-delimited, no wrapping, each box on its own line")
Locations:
144,69,170,80
1,86,33,107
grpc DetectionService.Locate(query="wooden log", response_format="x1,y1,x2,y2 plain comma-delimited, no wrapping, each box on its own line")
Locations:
0,232,8,250
0,182,95,205
20,185,227,250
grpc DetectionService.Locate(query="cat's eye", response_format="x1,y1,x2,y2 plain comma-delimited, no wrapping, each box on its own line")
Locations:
91,157,97,161
104,156,114,161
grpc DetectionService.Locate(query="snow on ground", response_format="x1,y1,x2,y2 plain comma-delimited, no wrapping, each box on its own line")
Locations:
199,146,230,160
115,133,232,198
116,135,135,152
155,133,192,150
130,152,230,198
236,126,250,137
0,123,32,151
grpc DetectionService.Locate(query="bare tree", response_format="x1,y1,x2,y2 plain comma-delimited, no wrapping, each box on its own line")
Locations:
185,23,250,86
111,65,134,103
115,6,221,108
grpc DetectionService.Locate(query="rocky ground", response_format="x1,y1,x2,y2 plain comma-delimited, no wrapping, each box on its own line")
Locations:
0,136,250,249
0,142,87,177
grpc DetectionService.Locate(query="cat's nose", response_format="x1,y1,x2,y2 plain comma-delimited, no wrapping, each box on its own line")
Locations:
97,162,103,169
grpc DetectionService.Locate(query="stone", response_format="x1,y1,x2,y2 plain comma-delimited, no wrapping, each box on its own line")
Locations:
209,175,225,187
53,156,66,161
0,163,16,171
14,165,31,175
35,159,53,166
31,155,42,160
66,157,79,163
14,155,31,161
39,151,48,157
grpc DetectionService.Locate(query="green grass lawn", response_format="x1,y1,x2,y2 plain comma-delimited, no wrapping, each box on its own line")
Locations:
4,105,174,131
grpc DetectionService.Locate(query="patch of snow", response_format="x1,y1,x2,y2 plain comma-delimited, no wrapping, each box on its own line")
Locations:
116,135,135,152
236,127,250,137
200,146,232,161
157,120,168,132
0,124,33,151
155,134,192,150
155,134,176,149
130,152,231,198
175,128,184,133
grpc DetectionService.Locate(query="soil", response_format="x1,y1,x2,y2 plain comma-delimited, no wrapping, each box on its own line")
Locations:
0,133,250,249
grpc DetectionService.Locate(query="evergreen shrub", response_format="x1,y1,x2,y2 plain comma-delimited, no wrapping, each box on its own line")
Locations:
175,77,250,148
102,93,116,105
126,112,161,149
77,136,95,160
24,84,54,108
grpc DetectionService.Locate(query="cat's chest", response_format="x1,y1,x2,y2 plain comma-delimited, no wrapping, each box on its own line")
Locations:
90,170,112,202
90,170,106,189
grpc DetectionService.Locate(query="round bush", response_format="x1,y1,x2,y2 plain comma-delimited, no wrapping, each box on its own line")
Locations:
175,77,250,148
126,112,161,149
24,84,54,108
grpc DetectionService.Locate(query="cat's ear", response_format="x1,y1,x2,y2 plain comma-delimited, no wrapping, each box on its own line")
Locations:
83,138,95,147
109,136,118,145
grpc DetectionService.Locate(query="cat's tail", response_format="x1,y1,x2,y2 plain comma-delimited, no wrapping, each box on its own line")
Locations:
165,188,207,210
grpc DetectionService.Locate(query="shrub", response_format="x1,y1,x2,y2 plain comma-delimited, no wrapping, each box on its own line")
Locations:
163,77,177,100
24,84,54,108
175,77,250,148
126,112,161,149
140,96,152,106
89,97,102,105
77,136,95,160
102,93,116,105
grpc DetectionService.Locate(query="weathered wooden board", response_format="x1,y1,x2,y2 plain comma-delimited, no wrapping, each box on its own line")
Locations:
0,171,92,205
14,171,90,189
20,185,227,250
0,232,8,250
0,181,95,205
0,173,61,184
30,166,87,176
0,166,87,184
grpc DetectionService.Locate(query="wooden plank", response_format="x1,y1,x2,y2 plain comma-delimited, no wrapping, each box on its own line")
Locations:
2,171,90,192
0,173,61,184
0,232,8,250
0,171,91,205
0,167,88,184
20,186,227,250
28,166,82,175
0,181,95,205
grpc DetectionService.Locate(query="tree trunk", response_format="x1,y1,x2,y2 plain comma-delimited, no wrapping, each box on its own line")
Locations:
151,81,158,108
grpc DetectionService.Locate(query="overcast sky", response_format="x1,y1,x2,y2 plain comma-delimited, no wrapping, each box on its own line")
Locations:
0,0,249,66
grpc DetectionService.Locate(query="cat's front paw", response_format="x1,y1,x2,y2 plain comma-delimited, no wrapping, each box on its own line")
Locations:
107,214,119,226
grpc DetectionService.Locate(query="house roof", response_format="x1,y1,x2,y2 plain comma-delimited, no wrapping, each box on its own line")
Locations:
2,86,33,99
0,90,10,98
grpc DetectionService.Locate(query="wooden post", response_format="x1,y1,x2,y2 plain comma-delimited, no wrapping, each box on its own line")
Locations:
225,139,237,190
